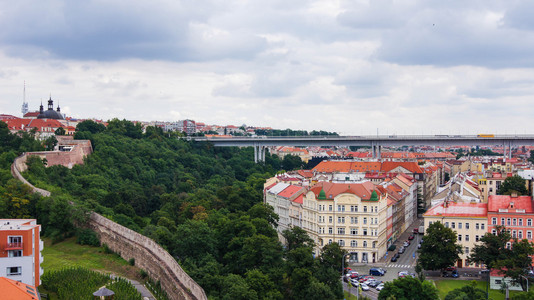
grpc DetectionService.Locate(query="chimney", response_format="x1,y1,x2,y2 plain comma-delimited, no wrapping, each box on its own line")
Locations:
511,192,518,198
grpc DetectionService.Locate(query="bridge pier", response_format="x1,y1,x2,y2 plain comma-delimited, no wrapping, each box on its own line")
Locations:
371,142,382,159
254,144,266,163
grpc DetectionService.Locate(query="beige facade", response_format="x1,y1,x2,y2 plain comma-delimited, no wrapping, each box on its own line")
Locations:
423,201,488,268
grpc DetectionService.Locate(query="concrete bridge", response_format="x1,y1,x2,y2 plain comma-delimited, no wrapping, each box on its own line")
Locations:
193,135,534,162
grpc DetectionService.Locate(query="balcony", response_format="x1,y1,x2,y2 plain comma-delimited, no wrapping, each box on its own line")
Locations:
5,242,23,250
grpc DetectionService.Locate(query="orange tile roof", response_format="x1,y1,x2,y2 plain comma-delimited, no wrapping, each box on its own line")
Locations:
0,277,40,299
310,181,380,200
278,185,305,198
381,161,424,174
293,194,304,204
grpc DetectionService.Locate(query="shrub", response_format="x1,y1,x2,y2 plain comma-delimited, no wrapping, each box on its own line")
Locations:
129,258,135,266
76,228,100,246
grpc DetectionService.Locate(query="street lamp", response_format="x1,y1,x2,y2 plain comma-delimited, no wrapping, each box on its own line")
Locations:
520,275,529,292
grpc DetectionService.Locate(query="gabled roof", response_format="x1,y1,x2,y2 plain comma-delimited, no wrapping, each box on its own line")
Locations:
293,194,304,204
381,161,424,174
267,182,290,195
0,277,40,300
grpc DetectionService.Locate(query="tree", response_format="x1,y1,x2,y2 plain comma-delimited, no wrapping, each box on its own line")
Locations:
75,120,106,134
282,226,314,252
498,175,528,195
281,154,304,171
529,150,534,164
378,276,439,300
444,281,486,300
468,226,511,270
418,221,462,271
54,127,66,135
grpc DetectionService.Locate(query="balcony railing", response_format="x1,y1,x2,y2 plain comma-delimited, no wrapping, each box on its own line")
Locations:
5,242,23,250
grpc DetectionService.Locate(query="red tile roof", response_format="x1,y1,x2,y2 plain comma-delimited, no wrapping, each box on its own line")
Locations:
293,194,304,204
309,181,380,200
0,277,40,300
488,195,534,213
278,185,305,198
424,202,488,218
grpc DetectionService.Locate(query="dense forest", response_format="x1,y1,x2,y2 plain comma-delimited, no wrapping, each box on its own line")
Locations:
0,120,344,300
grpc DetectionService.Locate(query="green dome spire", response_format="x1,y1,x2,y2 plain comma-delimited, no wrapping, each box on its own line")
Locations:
318,188,327,200
370,190,379,201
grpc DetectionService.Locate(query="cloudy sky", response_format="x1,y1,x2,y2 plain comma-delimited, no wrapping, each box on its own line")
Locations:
1,0,534,135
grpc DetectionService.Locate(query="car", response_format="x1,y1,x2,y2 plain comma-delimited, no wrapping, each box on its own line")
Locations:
368,280,382,287
391,253,399,262
343,275,349,282
369,268,386,276
360,283,370,291
349,271,359,279
359,275,374,283
376,283,385,291
398,247,405,254
413,228,419,234
350,278,360,286
445,266,457,272
408,234,415,240
398,270,410,278
452,270,459,278
344,267,352,274
403,241,410,247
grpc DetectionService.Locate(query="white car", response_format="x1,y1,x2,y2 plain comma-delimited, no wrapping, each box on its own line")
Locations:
360,283,370,291
364,279,377,286
350,278,360,286
376,283,385,290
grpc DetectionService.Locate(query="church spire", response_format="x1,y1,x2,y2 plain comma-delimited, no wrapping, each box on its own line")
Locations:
56,100,61,112
39,99,44,114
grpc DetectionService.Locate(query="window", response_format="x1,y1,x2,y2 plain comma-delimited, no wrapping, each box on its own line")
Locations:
351,205,358,212
501,218,505,225
329,216,333,223
458,223,462,229
475,223,479,230
458,235,462,241
507,218,511,226
465,235,469,242
364,206,368,212
338,216,345,224
363,241,367,248
466,223,470,229
506,242,511,249
328,239,332,245
513,218,517,226
519,219,523,226
338,205,345,212
429,221,433,226
339,240,345,246
338,227,345,235
445,222,449,228
475,235,479,242
328,227,333,234
492,218,497,225
7,267,21,276
350,228,358,235
351,240,357,247
329,205,333,211
519,231,523,239
363,229,368,236
363,217,367,225
319,227,324,234
481,224,485,230
512,230,517,238
8,250,22,258
351,217,358,224
528,219,532,227
465,247,469,255
452,222,456,229
528,231,532,240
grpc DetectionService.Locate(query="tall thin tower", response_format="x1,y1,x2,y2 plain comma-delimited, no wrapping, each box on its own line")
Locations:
21,81,29,116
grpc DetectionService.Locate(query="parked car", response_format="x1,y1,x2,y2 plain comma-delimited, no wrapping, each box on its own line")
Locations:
359,275,374,283
398,247,405,254
369,268,386,276
408,234,415,240
413,228,419,234
398,270,410,278
349,271,359,279
418,243,421,249
403,241,410,247
368,280,382,287
391,253,399,262
452,270,459,278
360,283,370,291
376,283,385,291
350,278,360,286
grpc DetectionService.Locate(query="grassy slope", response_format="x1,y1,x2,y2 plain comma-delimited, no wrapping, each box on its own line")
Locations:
41,237,142,280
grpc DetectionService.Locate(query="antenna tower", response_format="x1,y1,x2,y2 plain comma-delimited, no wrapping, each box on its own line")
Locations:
21,81,29,116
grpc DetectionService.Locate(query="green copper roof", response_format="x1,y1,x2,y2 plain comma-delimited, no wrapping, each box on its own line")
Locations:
318,188,327,200
369,190,379,201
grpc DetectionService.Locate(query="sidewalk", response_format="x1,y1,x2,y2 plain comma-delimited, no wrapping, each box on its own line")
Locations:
378,218,424,264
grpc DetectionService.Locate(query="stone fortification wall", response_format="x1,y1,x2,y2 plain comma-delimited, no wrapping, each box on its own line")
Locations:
11,146,207,300
88,213,207,300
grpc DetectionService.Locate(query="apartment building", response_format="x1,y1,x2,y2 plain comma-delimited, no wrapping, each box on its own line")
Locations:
487,195,534,246
0,219,43,286
264,183,306,236
423,201,488,268
302,181,388,263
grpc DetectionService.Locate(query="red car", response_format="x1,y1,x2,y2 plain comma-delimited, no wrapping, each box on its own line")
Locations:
408,235,415,240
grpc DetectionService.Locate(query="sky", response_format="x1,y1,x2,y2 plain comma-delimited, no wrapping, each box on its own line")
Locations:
1,0,534,136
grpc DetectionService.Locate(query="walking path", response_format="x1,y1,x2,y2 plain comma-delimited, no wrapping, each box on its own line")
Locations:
109,274,156,300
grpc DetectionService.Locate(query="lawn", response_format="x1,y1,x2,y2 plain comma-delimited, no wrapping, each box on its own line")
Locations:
41,237,143,281
433,279,525,300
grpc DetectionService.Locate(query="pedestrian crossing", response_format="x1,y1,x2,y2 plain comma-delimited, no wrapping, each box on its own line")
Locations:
386,264,413,268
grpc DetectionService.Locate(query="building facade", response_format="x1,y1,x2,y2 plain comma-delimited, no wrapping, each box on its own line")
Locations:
0,219,43,286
